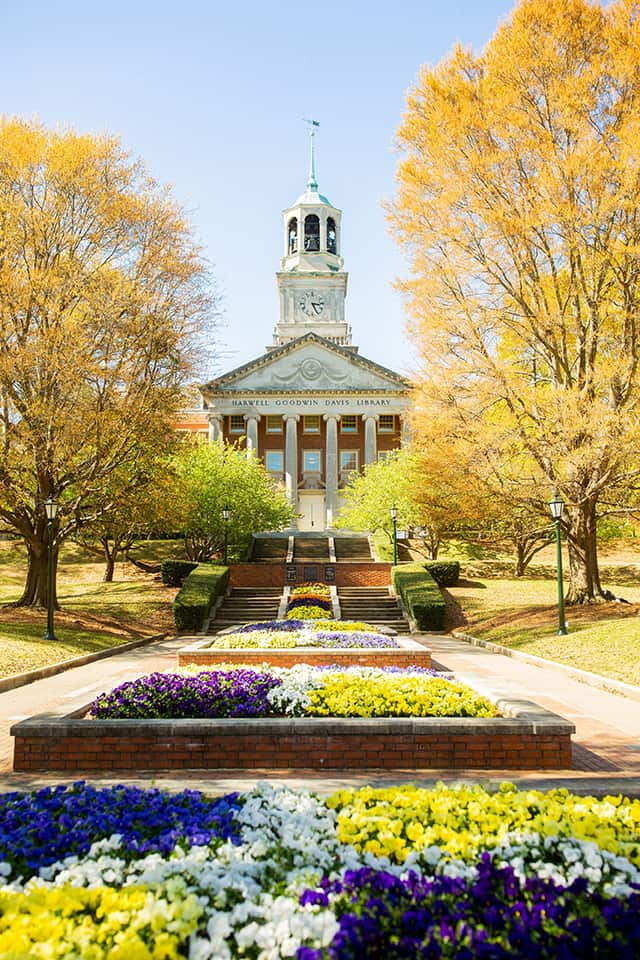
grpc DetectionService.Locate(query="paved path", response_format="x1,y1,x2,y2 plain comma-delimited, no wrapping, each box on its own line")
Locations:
1,632,639,796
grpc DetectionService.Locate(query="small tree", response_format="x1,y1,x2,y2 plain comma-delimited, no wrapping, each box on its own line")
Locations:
175,442,294,561
335,450,420,548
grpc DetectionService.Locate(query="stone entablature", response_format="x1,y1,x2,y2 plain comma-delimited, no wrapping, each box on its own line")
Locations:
211,395,408,416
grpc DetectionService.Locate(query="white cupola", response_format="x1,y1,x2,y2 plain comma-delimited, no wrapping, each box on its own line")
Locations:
271,123,352,350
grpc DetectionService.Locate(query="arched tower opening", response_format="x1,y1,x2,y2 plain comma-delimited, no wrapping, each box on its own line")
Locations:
304,214,320,252
288,217,298,254
327,216,337,254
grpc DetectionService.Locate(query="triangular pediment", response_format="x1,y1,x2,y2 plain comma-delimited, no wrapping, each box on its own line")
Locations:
202,334,409,395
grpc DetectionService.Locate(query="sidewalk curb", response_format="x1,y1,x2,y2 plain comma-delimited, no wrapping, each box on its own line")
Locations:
451,630,640,703
0,632,170,694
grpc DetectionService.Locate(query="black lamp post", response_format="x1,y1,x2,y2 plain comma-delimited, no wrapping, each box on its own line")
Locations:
222,505,231,565
43,496,59,641
549,492,568,636
390,504,398,566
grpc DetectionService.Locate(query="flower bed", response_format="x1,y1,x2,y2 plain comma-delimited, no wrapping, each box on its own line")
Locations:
210,629,399,649
1,781,638,958
178,618,433,670
287,583,333,620
91,666,485,720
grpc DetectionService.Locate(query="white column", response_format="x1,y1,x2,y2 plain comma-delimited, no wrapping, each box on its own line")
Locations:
284,415,299,505
324,414,340,526
363,415,378,466
244,415,260,458
208,414,223,445
400,414,412,446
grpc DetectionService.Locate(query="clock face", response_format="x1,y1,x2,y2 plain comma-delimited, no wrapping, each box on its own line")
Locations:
298,290,325,318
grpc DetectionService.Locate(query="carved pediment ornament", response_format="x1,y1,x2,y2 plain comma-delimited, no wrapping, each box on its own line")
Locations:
274,358,351,384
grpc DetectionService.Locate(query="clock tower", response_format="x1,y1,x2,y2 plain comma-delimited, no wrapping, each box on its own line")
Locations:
270,124,352,351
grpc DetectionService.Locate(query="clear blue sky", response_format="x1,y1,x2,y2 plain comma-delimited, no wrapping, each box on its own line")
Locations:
1,0,514,379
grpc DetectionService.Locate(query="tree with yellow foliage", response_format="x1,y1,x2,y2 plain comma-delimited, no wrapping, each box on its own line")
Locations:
391,0,640,603
0,118,216,609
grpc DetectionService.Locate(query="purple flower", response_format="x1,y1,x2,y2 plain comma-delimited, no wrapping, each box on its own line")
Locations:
296,862,640,959
91,669,282,720
0,782,241,880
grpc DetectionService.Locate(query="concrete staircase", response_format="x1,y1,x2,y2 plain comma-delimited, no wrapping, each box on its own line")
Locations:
293,537,330,561
338,586,410,633
207,587,282,633
334,537,372,561
250,538,288,562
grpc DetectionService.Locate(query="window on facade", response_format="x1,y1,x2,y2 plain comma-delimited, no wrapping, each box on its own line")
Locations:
266,451,284,474
196,430,209,442
304,214,320,252
266,415,283,433
288,217,298,254
229,415,245,433
378,450,394,462
341,415,357,433
327,217,337,254
378,414,395,433
340,450,358,483
303,415,320,433
303,450,321,473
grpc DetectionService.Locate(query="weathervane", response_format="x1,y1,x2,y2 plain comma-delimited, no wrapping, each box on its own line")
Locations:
303,118,320,191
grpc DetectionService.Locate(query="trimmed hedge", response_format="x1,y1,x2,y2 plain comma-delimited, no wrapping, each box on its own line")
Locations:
161,559,198,587
173,564,230,632
391,563,446,631
423,561,460,587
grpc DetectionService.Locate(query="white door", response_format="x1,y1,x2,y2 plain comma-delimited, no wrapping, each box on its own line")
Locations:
298,494,326,531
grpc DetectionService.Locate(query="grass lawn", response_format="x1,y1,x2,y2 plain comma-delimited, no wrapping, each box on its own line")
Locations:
0,539,181,680
446,576,640,686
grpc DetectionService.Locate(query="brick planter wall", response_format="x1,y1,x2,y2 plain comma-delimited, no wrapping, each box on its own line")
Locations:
12,695,575,773
178,639,431,670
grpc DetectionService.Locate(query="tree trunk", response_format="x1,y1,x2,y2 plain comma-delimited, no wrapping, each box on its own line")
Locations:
101,537,117,582
514,542,527,577
14,538,59,609
103,555,115,582
565,498,603,604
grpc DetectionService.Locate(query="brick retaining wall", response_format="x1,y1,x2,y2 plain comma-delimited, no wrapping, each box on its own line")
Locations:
178,648,432,670
229,563,392,588
12,700,575,772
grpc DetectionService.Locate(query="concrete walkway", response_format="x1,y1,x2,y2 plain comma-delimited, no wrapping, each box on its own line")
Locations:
1,632,639,796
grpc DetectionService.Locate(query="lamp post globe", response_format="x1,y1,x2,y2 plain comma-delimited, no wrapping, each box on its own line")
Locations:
43,497,59,642
549,492,568,635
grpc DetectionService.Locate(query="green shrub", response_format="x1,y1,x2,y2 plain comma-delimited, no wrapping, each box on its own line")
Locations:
391,563,446,631
161,559,198,587
172,564,229,632
423,561,460,587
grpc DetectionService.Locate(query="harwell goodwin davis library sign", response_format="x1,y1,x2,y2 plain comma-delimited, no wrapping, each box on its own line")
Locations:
220,396,404,412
